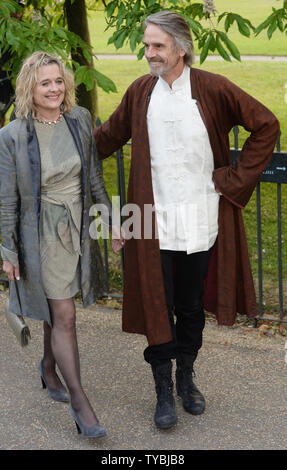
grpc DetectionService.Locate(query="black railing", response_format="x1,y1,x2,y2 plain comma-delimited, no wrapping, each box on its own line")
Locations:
231,127,287,324
102,145,127,296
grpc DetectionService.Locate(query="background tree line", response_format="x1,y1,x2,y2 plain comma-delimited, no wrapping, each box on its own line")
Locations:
0,0,286,122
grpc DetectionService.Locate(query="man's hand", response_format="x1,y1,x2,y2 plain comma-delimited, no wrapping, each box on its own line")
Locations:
214,182,223,196
2,261,20,281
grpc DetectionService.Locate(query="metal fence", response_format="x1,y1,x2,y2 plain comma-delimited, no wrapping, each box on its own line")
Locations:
102,126,287,324
231,126,287,324
100,145,127,295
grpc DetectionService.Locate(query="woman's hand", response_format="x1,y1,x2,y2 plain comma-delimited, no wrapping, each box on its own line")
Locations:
112,238,125,254
111,226,125,254
2,261,20,281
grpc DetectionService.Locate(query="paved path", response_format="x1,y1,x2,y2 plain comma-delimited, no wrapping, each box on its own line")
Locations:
0,290,286,451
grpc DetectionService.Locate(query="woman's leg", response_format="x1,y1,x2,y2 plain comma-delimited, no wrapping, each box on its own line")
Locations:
41,321,66,390
48,298,99,426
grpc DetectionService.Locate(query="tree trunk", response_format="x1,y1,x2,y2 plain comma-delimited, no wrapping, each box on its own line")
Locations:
64,0,98,122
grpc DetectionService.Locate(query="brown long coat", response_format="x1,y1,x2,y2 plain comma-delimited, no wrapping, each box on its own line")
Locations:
95,67,280,346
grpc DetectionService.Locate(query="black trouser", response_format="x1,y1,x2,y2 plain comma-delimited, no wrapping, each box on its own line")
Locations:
144,249,211,367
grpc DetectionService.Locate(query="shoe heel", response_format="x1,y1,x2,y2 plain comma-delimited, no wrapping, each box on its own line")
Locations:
40,376,46,389
70,406,107,438
38,361,69,402
74,421,81,434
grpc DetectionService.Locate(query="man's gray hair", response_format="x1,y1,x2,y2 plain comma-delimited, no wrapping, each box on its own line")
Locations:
144,11,195,66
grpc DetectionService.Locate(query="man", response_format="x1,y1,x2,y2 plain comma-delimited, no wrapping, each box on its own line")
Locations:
94,11,279,429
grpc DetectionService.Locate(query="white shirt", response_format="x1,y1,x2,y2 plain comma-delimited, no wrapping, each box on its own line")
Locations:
147,65,219,254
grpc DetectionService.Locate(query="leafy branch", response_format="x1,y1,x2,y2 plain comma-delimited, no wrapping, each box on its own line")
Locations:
255,1,287,39
104,0,256,63
0,0,116,94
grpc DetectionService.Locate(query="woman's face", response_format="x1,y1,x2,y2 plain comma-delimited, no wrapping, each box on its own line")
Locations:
33,64,65,117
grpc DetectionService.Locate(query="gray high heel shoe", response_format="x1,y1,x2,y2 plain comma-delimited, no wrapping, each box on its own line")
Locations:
69,405,107,438
38,361,69,403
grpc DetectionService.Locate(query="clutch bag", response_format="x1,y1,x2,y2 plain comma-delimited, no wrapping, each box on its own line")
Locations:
4,281,31,347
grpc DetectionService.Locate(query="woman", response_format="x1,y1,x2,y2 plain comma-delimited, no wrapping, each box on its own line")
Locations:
0,52,111,438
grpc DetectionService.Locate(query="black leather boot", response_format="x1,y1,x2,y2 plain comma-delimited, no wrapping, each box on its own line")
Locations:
151,362,177,429
176,355,205,415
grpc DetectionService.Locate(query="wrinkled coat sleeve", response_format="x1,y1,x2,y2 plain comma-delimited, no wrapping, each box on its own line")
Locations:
0,127,19,258
212,76,280,208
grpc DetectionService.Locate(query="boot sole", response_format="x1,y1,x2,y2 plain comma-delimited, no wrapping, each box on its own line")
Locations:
177,392,206,415
182,404,205,415
155,418,177,429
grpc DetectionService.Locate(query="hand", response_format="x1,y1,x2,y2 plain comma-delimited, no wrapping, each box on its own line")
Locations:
214,182,223,196
111,225,125,254
112,238,125,254
3,261,20,281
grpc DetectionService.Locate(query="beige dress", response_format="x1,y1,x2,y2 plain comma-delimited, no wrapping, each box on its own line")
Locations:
35,119,82,299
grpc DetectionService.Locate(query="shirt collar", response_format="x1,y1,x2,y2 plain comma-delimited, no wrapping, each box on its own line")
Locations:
158,65,191,92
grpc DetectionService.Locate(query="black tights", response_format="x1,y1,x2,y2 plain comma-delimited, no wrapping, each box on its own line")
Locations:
42,298,98,427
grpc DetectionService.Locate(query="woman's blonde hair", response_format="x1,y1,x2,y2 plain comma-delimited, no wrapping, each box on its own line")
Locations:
15,51,75,119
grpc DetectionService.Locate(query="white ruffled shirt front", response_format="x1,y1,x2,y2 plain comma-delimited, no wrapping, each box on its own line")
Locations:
147,65,219,254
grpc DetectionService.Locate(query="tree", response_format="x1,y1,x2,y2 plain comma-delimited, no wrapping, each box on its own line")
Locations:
65,0,99,120
0,0,116,122
104,0,287,63
1,0,286,121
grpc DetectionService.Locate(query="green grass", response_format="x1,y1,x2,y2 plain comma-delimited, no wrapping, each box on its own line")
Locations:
88,0,287,57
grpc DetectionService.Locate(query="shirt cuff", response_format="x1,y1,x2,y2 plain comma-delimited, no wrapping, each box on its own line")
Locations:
0,245,19,267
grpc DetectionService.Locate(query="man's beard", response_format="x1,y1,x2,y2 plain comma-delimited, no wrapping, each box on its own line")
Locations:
147,56,180,78
148,58,166,77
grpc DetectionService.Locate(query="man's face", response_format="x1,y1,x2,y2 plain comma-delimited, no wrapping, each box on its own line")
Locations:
143,23,185,81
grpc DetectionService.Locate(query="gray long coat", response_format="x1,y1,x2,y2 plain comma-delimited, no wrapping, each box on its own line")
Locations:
0,106,110,325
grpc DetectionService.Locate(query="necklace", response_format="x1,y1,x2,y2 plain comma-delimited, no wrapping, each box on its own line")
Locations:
35,113,63,125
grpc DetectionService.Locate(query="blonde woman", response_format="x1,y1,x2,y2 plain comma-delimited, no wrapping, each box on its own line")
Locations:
0,52,110,438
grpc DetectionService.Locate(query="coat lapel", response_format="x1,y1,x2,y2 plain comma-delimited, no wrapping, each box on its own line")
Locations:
190,68,223,169
26,116,41,218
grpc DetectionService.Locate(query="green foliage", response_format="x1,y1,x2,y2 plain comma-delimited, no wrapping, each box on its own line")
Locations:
0,0,116,93
103,0,287,64
75,65,117,92
103,0,256,63
255,1,287,39
1,0,287,95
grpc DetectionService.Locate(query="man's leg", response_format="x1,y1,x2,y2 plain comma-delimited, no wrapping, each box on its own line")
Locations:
143,250,177,429
174,250,210,415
